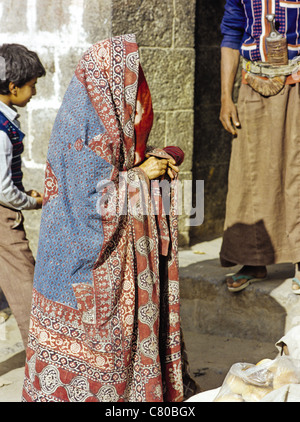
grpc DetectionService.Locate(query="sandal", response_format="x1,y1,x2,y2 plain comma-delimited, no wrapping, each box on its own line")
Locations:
0,309,10,324
227,274,267,293
292,277,300,295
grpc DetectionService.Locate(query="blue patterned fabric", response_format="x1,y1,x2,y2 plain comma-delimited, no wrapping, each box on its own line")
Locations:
33,75,112,308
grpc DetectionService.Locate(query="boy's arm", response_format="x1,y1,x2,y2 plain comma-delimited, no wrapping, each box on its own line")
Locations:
0,131,39,210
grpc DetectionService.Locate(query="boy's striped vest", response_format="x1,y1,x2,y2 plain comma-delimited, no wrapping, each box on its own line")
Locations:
0,111,25,192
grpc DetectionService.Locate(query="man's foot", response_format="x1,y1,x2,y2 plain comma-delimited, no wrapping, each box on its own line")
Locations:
0,308,11,324
226,266,267,292
292,264,300,295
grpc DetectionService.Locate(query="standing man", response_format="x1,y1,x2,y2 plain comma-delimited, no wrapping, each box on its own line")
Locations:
219,0,300,294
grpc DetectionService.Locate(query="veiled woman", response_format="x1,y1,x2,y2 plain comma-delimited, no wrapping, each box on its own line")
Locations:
22,34,196,402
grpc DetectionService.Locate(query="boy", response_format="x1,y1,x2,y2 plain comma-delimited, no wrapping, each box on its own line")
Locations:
0,44,45,347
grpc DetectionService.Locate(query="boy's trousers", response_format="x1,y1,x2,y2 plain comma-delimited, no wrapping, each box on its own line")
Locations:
0,205,34,348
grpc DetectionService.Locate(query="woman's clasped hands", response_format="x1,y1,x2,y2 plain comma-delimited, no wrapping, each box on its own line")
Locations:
139,154,179,181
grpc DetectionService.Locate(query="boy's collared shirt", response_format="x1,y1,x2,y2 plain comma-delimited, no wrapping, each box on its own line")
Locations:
0,101,37,210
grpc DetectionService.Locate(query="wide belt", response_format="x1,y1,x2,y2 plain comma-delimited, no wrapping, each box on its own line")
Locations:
242,57,300,96
242,57,300,78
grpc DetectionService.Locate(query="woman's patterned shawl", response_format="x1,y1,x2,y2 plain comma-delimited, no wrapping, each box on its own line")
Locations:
22,35,184,402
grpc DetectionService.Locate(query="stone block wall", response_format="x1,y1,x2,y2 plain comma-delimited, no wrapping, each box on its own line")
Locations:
0,0,196,256
111,0,196,246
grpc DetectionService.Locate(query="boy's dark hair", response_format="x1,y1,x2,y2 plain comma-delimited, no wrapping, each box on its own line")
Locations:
0,43,46,95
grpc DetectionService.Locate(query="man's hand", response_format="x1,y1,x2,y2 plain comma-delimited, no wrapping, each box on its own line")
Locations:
220,47,241,136
219,97,240,135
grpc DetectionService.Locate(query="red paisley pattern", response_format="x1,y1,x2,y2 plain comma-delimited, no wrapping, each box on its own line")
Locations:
43,161,58,206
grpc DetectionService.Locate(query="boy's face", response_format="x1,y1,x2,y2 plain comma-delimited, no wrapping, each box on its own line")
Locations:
11,77,38,107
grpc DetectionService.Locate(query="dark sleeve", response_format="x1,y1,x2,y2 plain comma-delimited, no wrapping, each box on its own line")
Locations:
220,0,246,50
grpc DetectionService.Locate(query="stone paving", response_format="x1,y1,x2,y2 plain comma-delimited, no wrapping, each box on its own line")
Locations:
0,313,25,402
1,237,300,402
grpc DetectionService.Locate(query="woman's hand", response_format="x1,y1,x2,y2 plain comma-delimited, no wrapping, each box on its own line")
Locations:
139,156,179,180
165,157,179,179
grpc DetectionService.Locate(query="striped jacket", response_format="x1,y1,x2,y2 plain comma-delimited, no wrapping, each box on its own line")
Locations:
221,0,300,61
